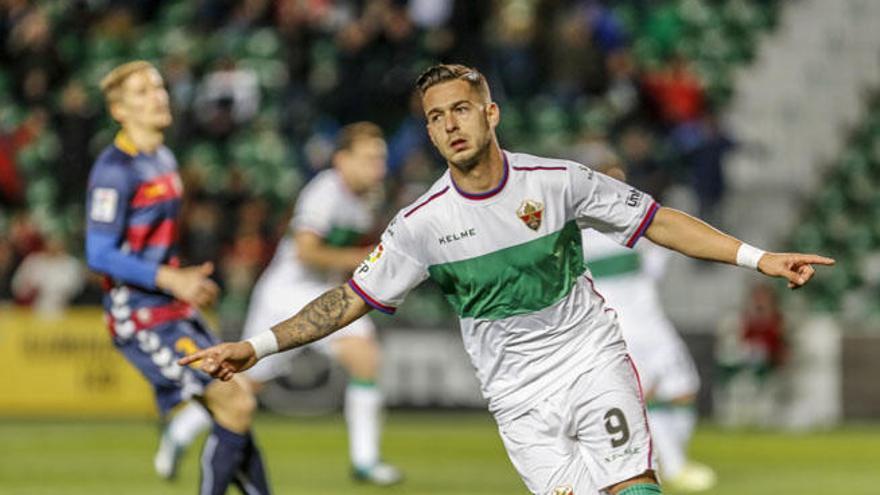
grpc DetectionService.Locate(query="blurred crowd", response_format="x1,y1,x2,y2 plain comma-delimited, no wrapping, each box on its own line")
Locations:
0,0,771,323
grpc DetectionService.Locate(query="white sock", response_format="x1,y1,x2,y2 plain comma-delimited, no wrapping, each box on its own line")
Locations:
167,401,212,448
648,407,688,478
345,381,383,469
669,406,697,455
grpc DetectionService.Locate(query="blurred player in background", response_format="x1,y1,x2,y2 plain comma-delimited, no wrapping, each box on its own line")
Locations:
85,61,271,494
714,282,788,427
161,122,402,485
583,159,716,492
181,64,834,495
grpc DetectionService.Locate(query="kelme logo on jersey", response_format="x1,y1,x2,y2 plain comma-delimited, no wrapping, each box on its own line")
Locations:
516,199,544,231
438,228,477,245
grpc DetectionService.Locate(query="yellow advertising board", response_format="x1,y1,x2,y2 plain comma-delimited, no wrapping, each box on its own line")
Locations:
1,307,156,418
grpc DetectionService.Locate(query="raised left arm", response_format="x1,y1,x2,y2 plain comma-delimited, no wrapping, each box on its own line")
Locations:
645,207,835,288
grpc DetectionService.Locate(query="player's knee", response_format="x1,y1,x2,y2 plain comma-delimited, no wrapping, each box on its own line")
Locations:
227,386,257,420
205,379,257,426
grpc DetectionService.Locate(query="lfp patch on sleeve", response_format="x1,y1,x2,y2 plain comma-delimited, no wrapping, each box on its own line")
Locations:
90,187,119,223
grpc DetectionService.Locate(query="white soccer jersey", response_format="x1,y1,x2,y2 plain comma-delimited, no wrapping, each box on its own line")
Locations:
350,151,659,422
265,169,375,288
582,230,700,399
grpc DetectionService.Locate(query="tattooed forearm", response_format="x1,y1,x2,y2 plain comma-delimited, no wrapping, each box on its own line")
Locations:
270,284,369,352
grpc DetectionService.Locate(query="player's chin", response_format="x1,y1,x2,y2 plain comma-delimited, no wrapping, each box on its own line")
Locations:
155,114,173,129
449,150,479,169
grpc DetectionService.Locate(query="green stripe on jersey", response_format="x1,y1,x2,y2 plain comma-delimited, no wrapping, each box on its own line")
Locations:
587,251,641,278
617,484,662,495
324,227,364,247
428,221,586,320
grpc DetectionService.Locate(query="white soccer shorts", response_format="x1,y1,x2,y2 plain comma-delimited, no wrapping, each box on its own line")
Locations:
626,327,700,403
497,354,657,494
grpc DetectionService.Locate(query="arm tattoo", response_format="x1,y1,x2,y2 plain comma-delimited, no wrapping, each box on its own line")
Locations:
270,286,357,351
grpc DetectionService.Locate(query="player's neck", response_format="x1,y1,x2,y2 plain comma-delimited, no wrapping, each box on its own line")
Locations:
448,144,504,195
122,125,164,154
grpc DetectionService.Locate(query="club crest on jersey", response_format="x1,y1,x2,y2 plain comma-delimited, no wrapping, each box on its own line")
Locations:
517,199,544,231
553,485,574,495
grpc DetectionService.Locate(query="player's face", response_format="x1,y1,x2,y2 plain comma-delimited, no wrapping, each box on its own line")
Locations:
422,80,499,171
337,137,387,193
115,68,172,131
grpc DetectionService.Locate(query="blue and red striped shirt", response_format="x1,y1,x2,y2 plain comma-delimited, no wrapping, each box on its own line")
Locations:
85,132,190,329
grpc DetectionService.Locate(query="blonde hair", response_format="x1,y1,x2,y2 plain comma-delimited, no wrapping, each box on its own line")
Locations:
415,64,491,102
335,121,385,153
99,60,156,106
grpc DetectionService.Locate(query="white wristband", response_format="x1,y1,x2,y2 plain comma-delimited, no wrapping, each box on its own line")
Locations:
246,331,279,360
736,243,766,271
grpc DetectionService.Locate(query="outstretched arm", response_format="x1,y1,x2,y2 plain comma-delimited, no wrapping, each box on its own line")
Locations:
645,207,835,288
178,283,371,380
272,283,370,350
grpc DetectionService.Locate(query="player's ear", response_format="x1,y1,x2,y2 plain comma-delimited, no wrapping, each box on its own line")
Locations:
331,149,346,170
108,101,126,124
486,102,500,128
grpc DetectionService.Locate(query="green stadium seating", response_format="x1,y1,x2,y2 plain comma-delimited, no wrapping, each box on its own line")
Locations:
788,91,880,313
3,0,786,306
160,0,196,28
245,29,282,59
496,101,526,144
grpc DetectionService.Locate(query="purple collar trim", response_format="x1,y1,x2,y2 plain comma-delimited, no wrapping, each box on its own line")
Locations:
451,154,510,201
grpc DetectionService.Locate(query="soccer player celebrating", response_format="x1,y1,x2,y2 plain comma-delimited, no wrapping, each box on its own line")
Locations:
181,64,833,495
85,61,271,495
583,161,716,492
161,122,402,485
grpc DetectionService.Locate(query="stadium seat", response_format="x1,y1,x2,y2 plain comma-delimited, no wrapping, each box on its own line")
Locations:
574,100,611,135
241,58,288,91
0,98,24,129
791,222,825,253
245,29,282,59
530,99,572,153
497,101,527,145
160,0,196,28
26,177,59,210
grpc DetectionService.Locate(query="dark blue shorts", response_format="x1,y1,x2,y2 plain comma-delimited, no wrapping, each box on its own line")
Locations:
115,316,221,415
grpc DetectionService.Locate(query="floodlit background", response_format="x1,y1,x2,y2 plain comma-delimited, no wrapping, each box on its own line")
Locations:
1,0,880,493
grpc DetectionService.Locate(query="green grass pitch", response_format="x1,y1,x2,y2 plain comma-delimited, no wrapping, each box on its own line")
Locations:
2,412,879,494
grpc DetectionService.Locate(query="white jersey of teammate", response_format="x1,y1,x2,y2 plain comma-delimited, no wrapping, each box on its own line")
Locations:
351,151,660,492
243,169,376,381
582,230,700,401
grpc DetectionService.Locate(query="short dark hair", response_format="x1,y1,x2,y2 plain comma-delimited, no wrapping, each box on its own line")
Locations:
335,121,384,153
415,64,491,101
